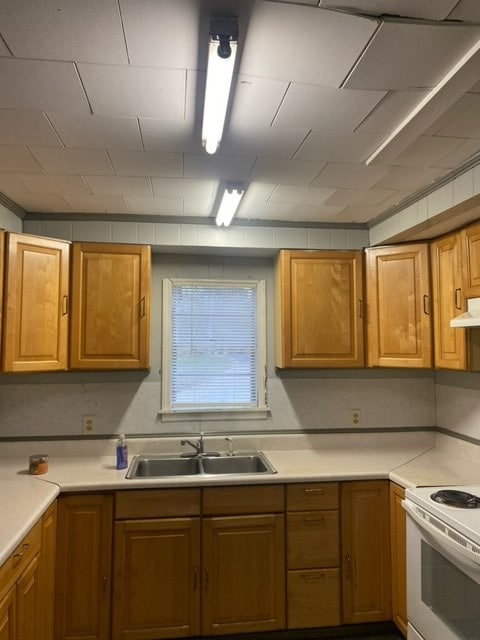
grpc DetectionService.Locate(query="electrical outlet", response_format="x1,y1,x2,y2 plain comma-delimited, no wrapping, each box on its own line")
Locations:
82,415,95,435
350,409,362,426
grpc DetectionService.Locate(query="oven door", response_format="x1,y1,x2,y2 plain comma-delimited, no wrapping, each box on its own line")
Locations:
404,499,480,640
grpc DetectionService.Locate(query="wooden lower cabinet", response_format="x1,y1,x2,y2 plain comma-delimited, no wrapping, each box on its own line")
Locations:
341,480,392,624
0,587,15,640
54,494,113,640
16,554,41,640
112,518,201,640
390,483,407,637
39,502,57,640
202,514,285,636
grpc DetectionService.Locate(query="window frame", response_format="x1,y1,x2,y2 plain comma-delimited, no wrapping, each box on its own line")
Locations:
160,277,268,421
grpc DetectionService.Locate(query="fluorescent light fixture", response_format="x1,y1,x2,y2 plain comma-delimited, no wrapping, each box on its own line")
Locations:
202,16,238,155
216,183,245,227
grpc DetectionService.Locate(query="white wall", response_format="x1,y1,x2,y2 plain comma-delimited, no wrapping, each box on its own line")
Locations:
435,371,480,440
0,203,22,233
0,254,435,439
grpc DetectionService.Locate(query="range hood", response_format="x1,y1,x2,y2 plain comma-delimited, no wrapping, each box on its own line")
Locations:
450,297,480,328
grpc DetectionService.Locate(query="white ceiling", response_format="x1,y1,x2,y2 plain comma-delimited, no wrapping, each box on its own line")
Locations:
0,0,480,227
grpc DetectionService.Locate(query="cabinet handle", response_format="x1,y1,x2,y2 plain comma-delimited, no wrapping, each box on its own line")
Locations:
359,299,364,319
303,516,325,524
345,553,351,579
205,568,209,590
423,295,430,315
102,575,108,596
140,297,146,318
13,543,29,563
303,573,325,583
62,295,68,316
304,488,325,494
455,288,462,310
193,566,198,590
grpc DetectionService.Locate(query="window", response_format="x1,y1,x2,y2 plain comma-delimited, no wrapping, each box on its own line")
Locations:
161,278,268,420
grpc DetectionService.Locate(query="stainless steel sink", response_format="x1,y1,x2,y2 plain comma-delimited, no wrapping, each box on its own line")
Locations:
202,453,275,475
126,452,276,479
126,455,201,478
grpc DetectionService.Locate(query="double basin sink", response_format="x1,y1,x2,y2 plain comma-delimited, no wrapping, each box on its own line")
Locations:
126,451,276,479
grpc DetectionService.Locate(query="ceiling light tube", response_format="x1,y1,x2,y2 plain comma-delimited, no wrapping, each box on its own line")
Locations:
216,183,245,227
202,17,238,155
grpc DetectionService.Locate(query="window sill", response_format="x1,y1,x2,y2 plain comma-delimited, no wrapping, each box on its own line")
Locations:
159,407,270,422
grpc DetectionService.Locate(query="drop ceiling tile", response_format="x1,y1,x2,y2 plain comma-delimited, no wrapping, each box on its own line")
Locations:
294,131,382,163
0,174,33,200
0,59,90,113
447,0,480,20
311,162,389,189
151,178,217,199
140,119,203,154
345,21,480,90
77,64,186,119
325,188,395,207
0,0,127,63
14,192,73,213
0,39,10,56
470,81,480,93
48,113,143,150
17,173,91,195
126,196,183,215
371,166,445,190
355,90,427,134
108,150,183,177
249,158,325,186
184,197,216,216
274,85,385,131
184,154,255,181
236,199,294,220
334,204,387,223
270,185,336,205
0,110,62,147
320,0,459,20
66,194,129,214
393,135,467,167
185,69,204,123
221,127,308,159
85,176,152,197
30,148,114,176
240,2,377,87
0,146,43,172
229,75,290,128
286,202,346,222
120,0,200,68
433,95,480,137
431,139,480,169
377,190,416,210
422,93,478,136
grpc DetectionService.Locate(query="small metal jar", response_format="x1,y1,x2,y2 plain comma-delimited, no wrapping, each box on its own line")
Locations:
29,454,49,475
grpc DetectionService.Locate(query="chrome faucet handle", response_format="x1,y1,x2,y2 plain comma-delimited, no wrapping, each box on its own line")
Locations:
225,437,234,456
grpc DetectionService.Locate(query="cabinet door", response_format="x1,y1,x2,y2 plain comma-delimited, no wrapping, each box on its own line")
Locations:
462,223,480,297
431,233,467,370
70,243,151,370
39,502,57,640
16,554,41,640
275,250,364,368
2,233,69,372
390,483,407,637
366,244,432,367
112,518,201,640
341,480,391,624
287,569,340,629
0,586,15,640
202,514,285,636
54,495,113,640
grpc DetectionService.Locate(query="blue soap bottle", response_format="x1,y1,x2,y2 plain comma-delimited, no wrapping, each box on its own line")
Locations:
116,434,128,470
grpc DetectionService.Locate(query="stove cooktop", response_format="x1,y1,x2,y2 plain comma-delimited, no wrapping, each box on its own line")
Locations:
406,484,480,546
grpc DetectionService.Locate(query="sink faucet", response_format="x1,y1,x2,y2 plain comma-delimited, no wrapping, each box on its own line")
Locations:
225,437,234,456
181,432,205,456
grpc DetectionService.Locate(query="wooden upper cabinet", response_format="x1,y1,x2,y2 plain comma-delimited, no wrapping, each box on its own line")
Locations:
275,250,365,368
70,243,151,370
2,233,70,373
365,244,432,368
462,223,480,297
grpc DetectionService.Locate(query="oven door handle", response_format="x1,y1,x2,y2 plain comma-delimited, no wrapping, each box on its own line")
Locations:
403,499,480,567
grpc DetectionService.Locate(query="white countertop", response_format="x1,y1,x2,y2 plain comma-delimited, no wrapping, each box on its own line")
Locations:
2,430,480,567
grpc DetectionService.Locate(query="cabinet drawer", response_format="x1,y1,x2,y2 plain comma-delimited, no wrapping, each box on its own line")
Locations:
115,488,201,519
287,510,339,569
287,569,341,629
286,482,339,511
202,485,284,515
0,520,41,599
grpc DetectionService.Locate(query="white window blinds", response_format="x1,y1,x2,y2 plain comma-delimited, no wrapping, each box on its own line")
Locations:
162,279,267,416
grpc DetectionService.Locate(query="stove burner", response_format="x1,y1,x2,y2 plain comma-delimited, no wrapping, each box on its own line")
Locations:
431,489,480,508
